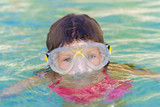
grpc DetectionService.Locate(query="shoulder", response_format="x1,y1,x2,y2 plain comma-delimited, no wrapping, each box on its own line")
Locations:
33,67,60,81
107,61,157,76
108,62,138,72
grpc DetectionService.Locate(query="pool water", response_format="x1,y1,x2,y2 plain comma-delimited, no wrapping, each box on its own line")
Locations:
0,0,160,106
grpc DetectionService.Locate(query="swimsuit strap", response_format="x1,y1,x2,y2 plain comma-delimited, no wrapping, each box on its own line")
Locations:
102,69,108,75
53,76,62,85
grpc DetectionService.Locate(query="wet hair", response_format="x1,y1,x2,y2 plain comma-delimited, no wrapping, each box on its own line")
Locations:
45,14,109,77
46,13,104,53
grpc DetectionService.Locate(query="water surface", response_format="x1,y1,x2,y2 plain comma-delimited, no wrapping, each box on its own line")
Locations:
0,0,160,107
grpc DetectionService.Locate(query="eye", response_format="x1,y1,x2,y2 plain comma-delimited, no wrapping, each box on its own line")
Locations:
87,55,95,59
64,58,72,62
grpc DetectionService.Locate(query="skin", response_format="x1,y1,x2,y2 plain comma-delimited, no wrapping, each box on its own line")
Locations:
1,40,160,102
44,40,159,89
46,40,109,89
44,61,159,89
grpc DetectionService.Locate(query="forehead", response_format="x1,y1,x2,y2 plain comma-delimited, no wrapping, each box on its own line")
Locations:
63,40,95,49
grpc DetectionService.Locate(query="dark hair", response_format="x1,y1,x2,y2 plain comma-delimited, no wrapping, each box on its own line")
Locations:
46,13,104,53
45,14,108,78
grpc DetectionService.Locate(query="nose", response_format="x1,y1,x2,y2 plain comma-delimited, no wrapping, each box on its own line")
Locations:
72,57,86,75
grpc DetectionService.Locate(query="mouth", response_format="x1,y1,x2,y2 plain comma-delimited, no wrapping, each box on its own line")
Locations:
62,69,103,80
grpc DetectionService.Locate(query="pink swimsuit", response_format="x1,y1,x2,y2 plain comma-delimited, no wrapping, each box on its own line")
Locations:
48,70,133,103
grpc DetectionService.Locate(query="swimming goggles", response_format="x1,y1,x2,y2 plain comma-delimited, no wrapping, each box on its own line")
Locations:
40,42,112,75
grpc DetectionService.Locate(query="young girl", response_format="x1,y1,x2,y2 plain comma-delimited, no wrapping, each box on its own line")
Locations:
0,14,159,105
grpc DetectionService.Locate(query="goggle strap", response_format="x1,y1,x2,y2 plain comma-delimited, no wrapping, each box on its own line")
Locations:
105,44,112,55
40,53,50,61
45,53,50,61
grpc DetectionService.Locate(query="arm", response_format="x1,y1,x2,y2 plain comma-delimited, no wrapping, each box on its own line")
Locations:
107,62,160,79
0,70,50,100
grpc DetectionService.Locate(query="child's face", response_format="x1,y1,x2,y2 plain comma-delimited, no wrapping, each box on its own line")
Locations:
58,40,101,75
48,39,110,76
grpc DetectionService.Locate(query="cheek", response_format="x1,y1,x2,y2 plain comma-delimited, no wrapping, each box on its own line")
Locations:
58,61,71,70
90,56,101,66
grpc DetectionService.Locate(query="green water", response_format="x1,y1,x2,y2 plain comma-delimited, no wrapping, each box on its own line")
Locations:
0,0,160,107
